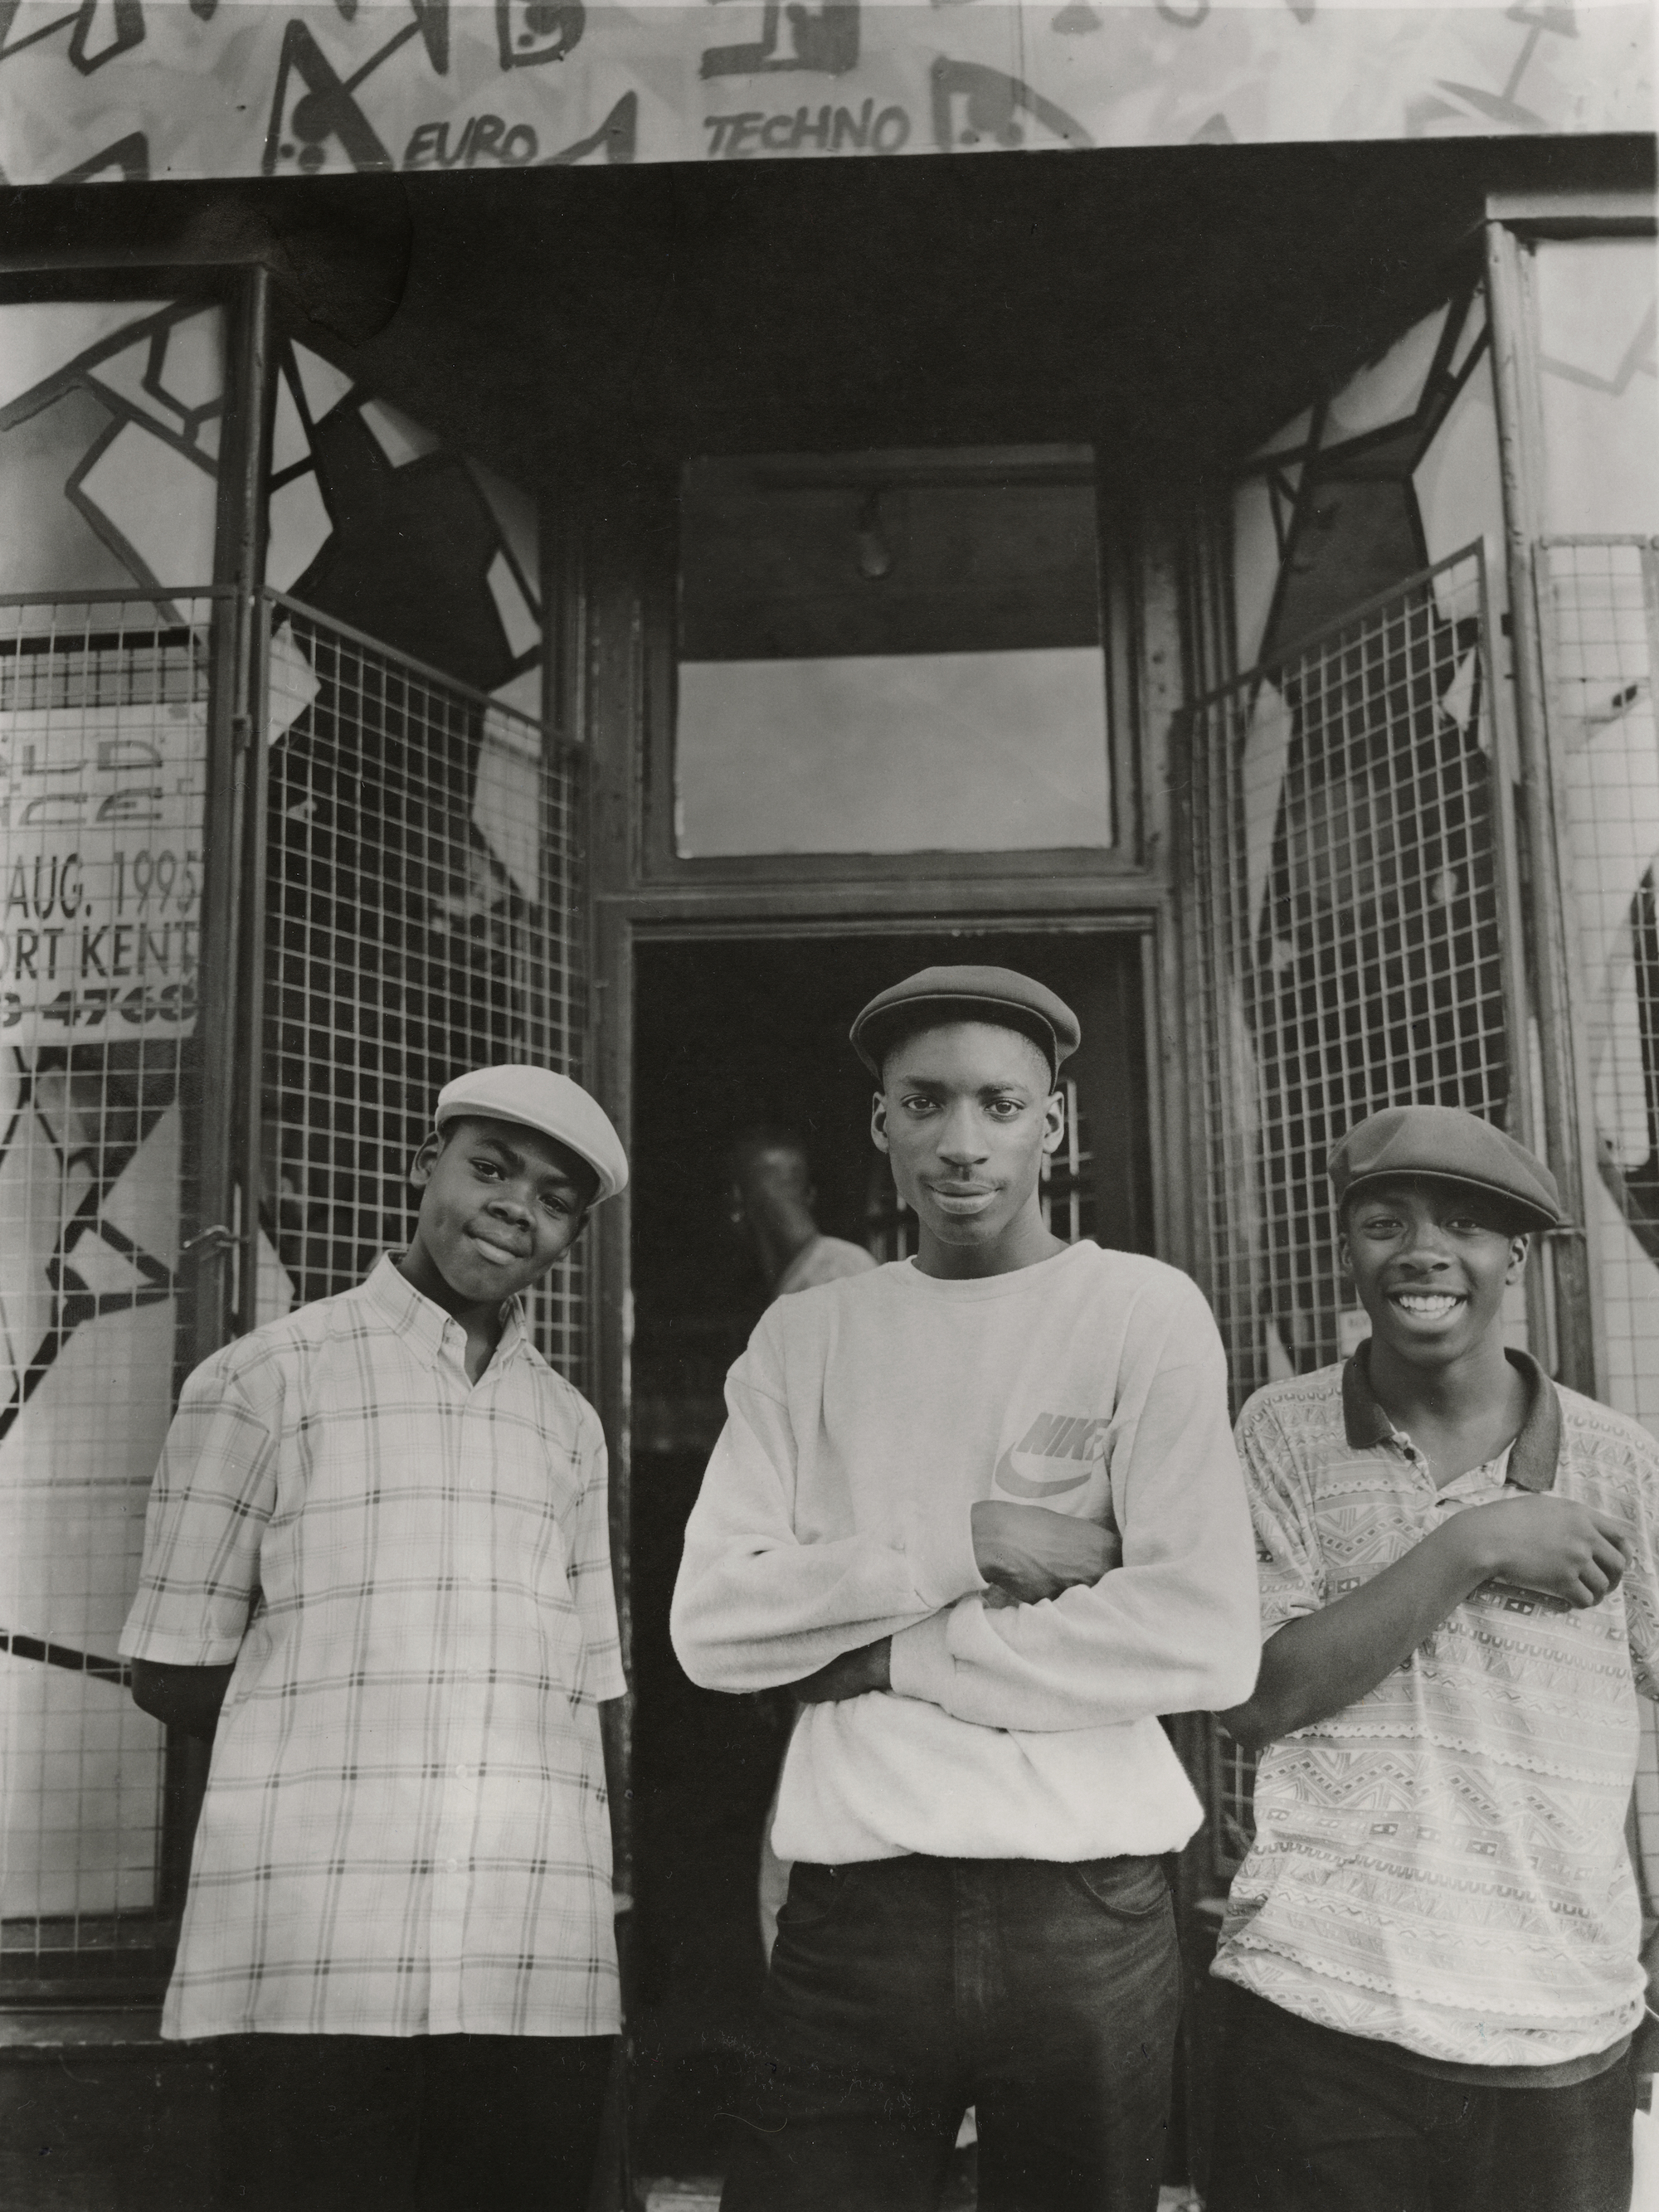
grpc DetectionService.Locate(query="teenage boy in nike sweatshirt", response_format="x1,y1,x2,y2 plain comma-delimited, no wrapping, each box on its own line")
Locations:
671,965,1261,2212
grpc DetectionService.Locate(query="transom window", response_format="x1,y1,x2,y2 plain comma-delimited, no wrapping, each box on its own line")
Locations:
674,447,1112,859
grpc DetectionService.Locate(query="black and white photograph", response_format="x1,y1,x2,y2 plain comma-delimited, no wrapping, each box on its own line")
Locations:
0,9,1656,2206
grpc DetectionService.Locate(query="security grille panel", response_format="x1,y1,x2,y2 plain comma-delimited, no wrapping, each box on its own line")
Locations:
0,588,586,1992
0,593,214,1990
1180,546,1521,1872
260,597,587,1378
1533,534,1659,1911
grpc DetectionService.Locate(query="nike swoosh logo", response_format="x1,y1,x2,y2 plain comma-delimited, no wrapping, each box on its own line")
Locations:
993,1445,1090,1499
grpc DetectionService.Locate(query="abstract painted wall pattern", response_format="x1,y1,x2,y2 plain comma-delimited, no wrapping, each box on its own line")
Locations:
0,0,1651,187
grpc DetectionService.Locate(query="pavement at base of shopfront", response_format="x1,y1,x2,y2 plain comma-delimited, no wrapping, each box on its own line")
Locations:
0,2020,216,2212
641,2177,1204,2210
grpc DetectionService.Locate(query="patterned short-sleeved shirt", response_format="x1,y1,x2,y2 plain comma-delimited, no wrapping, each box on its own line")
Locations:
120,1256,625,2041
1213,1347,1659,2072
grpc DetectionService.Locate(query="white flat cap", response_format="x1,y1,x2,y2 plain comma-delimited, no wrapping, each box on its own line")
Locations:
435,1065,628,1204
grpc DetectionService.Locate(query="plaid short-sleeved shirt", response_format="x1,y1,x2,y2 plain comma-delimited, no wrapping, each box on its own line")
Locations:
1213,1347,1659,2073
120,1256,625,2041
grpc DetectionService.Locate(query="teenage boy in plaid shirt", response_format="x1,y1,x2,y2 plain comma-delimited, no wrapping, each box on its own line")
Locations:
121,1065,629,2212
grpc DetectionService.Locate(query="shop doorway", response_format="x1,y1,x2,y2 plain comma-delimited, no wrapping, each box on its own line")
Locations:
625,922,1155,2185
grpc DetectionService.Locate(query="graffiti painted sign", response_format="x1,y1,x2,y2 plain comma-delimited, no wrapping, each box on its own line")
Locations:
0,0,1650,187
0,697,206,1045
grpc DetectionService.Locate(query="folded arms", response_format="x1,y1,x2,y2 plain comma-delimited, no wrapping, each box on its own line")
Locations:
670,1313,1261,1733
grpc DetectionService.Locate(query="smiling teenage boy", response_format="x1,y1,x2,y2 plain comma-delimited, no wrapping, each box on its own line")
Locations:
119,1067,629,2212
671,965,1260,2212
1209,1105,1656,2212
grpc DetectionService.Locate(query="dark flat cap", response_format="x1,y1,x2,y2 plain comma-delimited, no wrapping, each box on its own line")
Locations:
1328,1106,1565,1231
850,965,1081,1081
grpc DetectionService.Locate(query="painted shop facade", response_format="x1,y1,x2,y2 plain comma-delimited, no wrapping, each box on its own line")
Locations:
0,3,1656,2201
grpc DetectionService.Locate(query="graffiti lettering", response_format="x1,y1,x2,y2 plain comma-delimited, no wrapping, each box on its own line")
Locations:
261,17,399,175
0,0,143,69
403,113,538,165
871,100,907,149
0,0,70,65
708,109,760,154
1154,0,1316,20
538,89,637,163
928,56,1091,149
495,0,583,69
700,0,859,79
703,95,906,155
0,0,1623,187
66,0,144,75
408,0,449,70
51,129,149,181
834,98,870,148
0,0,459,86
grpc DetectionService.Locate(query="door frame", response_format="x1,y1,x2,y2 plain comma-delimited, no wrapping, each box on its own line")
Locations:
568,459,1204,2191
594,900,1178,2180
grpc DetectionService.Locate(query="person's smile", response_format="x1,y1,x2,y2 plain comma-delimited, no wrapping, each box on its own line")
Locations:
465,1223,533,1263
1385,1285,1467,1325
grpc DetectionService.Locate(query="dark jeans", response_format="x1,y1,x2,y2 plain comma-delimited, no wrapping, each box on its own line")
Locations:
213,2031,615,2212
1208,1984,1634,2212
722,1852,1183,2212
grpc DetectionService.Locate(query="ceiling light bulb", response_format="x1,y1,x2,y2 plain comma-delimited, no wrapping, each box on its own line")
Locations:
855,490,893,581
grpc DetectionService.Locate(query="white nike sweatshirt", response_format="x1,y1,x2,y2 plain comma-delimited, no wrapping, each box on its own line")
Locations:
670,1242,1261,1864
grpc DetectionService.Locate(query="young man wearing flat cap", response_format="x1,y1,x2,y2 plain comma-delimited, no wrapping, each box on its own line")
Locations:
120,1067,630,2212
672,964,1261,2212
1209,1104,1657,2212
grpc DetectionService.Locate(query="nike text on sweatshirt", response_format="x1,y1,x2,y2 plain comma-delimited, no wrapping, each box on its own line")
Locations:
670,1242,1262,1864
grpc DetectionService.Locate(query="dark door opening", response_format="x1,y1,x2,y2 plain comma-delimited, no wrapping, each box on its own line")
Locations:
625,925,1154,2185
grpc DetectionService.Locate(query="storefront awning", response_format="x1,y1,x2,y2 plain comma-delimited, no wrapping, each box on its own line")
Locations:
0,0,1652,188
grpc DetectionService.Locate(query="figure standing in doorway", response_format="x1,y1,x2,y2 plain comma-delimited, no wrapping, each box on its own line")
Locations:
726,1125,878,1302
725,1124,877,1960
119,1066,630,2212
673,965,1261,2211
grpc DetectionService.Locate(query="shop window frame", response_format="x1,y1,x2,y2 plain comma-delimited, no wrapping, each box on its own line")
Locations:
0,258,267,2009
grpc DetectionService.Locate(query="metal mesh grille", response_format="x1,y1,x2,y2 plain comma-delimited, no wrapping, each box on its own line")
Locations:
1182,547,1513,1872
1044,1082,1094,1247
0,593,213,1986
0,590,583,1991
1534,535,1659,1903
260,598,587,1378
1537,539,1659,1419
